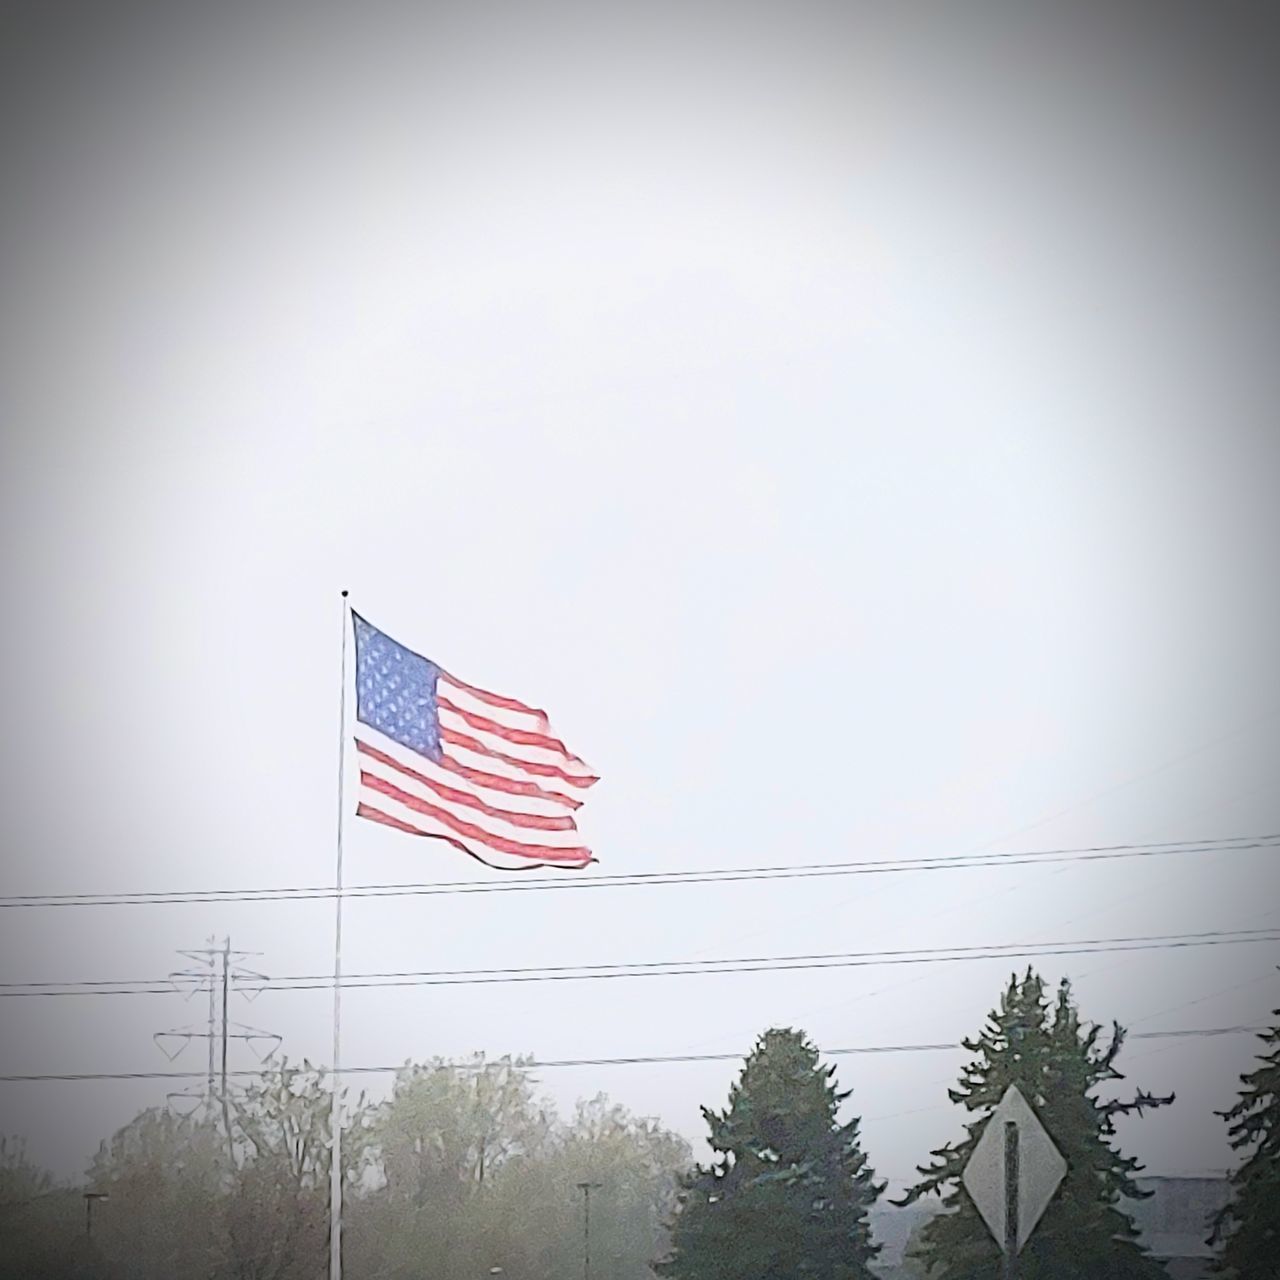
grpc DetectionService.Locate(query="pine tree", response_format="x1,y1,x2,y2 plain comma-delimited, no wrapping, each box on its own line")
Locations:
1210,976,1280,1278
656,1028,883,1280
898,970,1173,1280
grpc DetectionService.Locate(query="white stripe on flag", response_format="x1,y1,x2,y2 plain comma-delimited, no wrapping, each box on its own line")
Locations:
354,735,573,820
356,729,590,855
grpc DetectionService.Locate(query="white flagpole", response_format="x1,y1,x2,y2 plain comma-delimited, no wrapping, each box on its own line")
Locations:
329,589,349,1280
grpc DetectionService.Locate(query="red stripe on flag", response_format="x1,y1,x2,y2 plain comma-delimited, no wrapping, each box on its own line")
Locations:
437,754,582,810
356,802,431,838
355,803,595,871
359,771,593,863
439,672,547,723
355,739,575,831
440,728,599,788
437,695,579,759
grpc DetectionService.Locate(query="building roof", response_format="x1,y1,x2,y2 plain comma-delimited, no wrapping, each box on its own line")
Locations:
1120,1176,1232,1261
870,1175,1233,1268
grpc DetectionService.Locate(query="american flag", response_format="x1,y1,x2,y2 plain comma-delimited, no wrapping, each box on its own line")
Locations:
350,613,599,869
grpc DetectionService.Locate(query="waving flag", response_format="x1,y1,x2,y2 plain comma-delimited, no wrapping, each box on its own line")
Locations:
350,613,599,869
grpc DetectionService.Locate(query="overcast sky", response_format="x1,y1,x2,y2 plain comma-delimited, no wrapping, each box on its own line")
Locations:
1,1,1278,1193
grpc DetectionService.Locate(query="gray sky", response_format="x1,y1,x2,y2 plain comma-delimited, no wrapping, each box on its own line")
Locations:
2,0,1278,1194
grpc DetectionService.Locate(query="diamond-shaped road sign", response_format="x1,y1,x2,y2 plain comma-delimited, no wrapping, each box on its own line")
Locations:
962,1085,1067,1255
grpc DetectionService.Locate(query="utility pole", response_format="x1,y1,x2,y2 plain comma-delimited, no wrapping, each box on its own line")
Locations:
576,1182,602,1280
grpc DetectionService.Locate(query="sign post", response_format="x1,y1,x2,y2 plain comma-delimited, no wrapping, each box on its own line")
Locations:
1003,1120,1019,1280
962,1086,1066,1276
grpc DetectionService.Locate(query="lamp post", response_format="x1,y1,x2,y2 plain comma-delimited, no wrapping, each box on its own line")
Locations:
83,1191,109,1242
576,1182,603,1280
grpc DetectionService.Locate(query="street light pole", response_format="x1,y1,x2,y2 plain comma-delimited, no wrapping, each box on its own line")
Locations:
576,1182,602,1280
83,1191,109,1243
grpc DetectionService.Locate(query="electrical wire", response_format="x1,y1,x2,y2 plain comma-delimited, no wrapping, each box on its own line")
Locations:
3,928,1277,996
1,833,1274,910
0,1024,1263,1083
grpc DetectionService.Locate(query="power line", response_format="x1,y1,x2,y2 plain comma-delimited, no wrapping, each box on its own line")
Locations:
0,1024,1263,1083
1,833,1275,910
4,928,1277,997
1129,970,1280,1029
958,710,1278,855
5,926,1276,990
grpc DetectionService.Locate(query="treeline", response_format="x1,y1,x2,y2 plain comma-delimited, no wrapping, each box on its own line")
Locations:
1,1057,689,1280
659,971,1278,1280
2,969,1276,1280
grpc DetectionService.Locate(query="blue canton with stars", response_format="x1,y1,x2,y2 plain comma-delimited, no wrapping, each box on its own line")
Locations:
352,614,443,762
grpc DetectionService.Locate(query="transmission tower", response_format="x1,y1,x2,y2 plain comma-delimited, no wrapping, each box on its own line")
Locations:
157,936,281,1152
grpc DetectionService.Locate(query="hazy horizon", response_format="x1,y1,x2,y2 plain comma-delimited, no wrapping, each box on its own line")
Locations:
2,0,1278,1200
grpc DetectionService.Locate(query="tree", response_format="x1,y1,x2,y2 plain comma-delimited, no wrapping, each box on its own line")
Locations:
0,1136,83,1280
0,1134,55,1207
516,1094,691,1280
0,1059,690,1280
1210,975,1280,1278
373,1053,551,1205
223,1058,370,1280
86,1106,227,1280
346,1055,690,1280
899,1212,937,1280
348,1053,554,1280
70,1059,369,1280
658,1027,884,1280
898,970,1173,1280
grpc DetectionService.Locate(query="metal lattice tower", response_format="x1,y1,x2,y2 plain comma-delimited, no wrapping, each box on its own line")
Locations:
157,936,281,1132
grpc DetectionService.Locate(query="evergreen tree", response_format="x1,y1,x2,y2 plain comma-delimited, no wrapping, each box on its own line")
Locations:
657,1027,883,1280
898,970,1173,1280
1210,975,1280,1278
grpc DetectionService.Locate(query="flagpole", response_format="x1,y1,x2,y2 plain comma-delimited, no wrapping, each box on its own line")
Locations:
330,589,349,1280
